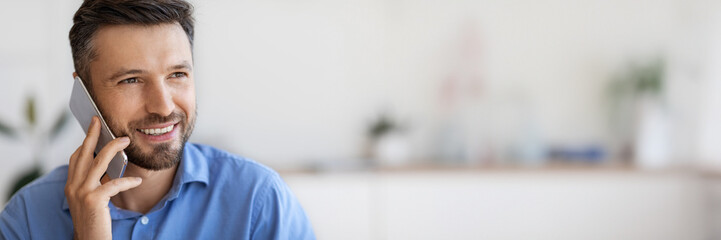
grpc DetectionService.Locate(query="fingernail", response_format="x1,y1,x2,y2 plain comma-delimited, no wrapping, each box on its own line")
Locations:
135,177,143,182
91,116,97,125
119,137,130,143
87,117,97,134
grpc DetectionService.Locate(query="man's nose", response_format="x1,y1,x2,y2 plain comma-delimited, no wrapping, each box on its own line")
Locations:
144,80,174,116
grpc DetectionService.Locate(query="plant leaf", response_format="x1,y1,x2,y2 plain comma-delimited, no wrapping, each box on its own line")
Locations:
26,96,36,128
0,118,16,138
49,110,70,142
7,165,43,201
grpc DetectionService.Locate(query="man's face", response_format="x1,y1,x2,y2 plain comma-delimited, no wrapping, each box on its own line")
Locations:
87,23,196,171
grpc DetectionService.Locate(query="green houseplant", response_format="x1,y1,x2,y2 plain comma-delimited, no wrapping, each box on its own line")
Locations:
607,58,666,166
0,95,70,201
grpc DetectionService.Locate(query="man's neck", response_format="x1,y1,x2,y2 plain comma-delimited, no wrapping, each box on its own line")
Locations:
103,163,178,214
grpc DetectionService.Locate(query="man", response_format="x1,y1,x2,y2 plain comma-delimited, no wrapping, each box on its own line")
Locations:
0,0,315,239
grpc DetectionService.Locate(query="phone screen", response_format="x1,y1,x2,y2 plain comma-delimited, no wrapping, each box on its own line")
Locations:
69,76,128,179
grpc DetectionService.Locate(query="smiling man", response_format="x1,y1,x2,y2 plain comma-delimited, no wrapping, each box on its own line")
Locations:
0,1,315,239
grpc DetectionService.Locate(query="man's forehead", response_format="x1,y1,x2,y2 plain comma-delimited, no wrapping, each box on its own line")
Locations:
90,23,193,79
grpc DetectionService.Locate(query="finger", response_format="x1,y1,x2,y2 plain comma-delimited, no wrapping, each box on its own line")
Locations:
75,116,101,178
67,146,82,184
84,137,130,184
95,177,142,198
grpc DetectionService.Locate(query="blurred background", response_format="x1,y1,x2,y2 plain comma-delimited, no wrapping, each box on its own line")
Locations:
2,0,721,239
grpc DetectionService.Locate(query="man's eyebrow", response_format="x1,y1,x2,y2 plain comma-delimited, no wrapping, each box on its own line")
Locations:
168,61,192,71
108,68,145,81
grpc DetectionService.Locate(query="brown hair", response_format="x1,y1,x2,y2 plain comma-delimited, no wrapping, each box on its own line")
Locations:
69,0,194,88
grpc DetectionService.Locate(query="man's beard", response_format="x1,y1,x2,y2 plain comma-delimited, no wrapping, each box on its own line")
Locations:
105,110,196,171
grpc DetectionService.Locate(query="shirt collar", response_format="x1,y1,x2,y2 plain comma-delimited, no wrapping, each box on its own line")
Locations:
166,142,210,200
62,142,209,211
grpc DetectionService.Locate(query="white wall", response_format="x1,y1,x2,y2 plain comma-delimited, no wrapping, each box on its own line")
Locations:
189,0,718,168
0,1,82,201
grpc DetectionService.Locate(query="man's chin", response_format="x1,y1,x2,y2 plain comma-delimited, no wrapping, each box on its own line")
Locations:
124,139,184,171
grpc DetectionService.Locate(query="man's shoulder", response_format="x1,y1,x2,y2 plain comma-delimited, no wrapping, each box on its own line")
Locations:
187,143,280,183
3,165,68,217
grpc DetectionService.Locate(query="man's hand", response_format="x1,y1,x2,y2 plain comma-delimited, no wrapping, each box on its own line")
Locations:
64,116,142,240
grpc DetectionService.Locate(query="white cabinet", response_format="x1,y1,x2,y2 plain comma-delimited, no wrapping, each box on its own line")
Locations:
283,170,707,240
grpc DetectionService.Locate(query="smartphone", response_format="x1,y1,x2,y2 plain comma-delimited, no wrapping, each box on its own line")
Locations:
69,76,128,179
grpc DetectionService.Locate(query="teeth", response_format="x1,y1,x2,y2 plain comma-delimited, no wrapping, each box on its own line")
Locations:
139,125,174,135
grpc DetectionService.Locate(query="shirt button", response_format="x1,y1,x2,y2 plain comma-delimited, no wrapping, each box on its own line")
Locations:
140,216,149,225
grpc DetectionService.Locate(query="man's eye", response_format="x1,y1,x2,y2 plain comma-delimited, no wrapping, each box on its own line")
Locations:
120,78,138,84
170,72,187,78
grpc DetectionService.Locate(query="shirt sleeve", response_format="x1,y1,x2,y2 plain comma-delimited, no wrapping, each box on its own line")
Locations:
0,194,30,240
250,173,315,240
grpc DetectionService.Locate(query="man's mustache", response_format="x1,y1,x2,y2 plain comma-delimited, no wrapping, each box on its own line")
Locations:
129,111,186,130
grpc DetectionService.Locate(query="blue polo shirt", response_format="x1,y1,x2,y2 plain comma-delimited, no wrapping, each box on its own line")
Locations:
0,143,315,239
